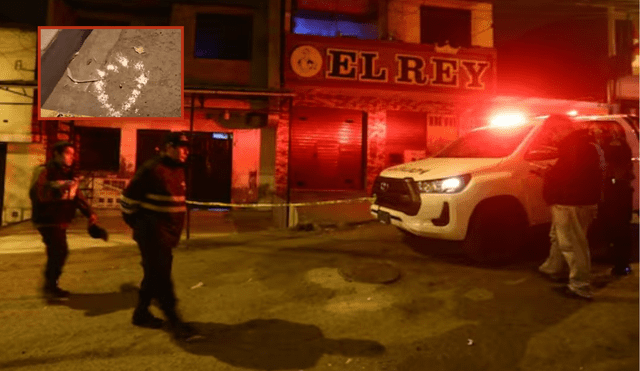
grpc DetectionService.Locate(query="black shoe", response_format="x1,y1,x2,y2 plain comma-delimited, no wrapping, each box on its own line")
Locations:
132,310,164,329
43,285,70,300
611,266,632,276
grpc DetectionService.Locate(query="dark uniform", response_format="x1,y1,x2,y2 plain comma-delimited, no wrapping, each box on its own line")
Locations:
599,134,634,275
29,142,96,299
120,133,196,340
539,122,603,300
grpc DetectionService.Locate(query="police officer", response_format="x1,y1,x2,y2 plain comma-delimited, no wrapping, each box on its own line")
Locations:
30,141,98,299
599,126,634,276
120,132,197,340
539,115,603,300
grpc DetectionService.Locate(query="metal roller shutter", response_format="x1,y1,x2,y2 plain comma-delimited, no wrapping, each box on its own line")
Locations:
291,107,363,190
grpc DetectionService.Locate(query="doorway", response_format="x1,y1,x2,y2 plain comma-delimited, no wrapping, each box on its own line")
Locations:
136,129,233,205
189,131,232,206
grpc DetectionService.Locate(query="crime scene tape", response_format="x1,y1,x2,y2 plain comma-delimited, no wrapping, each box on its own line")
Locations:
186,196,376,208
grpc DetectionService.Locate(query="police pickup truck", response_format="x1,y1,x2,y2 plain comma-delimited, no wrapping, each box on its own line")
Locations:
371,115,639,262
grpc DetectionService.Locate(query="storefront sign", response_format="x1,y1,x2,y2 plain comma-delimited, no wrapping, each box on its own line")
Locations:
286,34,496,94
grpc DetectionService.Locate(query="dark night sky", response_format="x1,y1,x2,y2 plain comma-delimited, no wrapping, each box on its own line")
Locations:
0,0,48,28
492,0,637,100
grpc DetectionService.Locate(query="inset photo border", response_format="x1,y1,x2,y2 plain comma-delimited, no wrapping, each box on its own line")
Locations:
38,26,184,120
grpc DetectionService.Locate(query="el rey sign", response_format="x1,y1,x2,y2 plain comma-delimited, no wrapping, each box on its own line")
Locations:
286,34,496,93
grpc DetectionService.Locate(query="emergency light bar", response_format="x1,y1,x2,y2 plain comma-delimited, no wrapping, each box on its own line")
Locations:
489,113,526,127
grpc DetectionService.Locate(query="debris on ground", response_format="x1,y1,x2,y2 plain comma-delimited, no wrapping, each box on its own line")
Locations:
134,46,145,54
190,282,204,289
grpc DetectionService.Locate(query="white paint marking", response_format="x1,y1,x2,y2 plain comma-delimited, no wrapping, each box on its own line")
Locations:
115,53,129,67
122,89,141,111
135,73,148,85
92,58,148,117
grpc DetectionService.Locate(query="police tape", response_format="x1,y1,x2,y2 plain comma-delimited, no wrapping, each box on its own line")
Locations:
186,196,376,208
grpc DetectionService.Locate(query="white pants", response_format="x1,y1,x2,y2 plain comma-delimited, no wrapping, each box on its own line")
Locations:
539,204,597,291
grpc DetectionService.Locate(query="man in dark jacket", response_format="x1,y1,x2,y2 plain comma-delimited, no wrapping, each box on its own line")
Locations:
539,115,603,299
120,132,198,341
598,125,635,276
30,141,98,299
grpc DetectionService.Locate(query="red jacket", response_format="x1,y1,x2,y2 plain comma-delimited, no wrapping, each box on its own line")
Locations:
29,161,94,228
120,155,187,247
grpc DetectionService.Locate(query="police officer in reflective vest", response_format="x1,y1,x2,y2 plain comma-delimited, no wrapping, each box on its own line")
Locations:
30,141,98,300
120,132,197,340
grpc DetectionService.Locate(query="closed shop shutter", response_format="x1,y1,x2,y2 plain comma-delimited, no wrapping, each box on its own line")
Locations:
386,110,427,167
291,107,363,190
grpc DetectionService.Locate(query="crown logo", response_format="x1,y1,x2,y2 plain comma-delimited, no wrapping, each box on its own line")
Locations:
434,41,460,55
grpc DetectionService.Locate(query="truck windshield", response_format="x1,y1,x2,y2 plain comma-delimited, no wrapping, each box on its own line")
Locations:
435,124,534,158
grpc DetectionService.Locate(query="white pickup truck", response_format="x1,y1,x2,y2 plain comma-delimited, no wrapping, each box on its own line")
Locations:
371,115,639,262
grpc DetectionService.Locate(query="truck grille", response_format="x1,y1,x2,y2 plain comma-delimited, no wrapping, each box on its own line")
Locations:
372,176,421,216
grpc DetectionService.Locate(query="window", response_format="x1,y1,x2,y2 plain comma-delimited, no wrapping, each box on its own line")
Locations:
436,125,534,158
584,120,628,141
195,13,253,60
75,127,121,172
292,9,377,40
428,115,458,127
420,6,471,48
615,20,634,76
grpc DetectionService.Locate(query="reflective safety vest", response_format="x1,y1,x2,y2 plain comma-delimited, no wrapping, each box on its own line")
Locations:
120,156,187,241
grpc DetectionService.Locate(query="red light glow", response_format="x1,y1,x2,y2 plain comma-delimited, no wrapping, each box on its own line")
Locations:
489,112,526,127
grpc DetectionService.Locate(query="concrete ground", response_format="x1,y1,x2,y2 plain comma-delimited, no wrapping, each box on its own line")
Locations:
40,29,59,54
41,28,181,118
0,219,637,371
0,200,376,254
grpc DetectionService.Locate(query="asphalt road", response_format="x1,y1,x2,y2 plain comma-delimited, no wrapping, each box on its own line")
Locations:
0,223,637,371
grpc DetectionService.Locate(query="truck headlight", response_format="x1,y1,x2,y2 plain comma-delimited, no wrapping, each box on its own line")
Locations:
416,174,471,194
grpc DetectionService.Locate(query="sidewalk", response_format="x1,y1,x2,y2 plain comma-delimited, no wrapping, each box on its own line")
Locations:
0,200,375,254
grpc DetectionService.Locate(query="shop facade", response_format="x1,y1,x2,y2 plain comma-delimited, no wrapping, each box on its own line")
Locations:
280,33,497,196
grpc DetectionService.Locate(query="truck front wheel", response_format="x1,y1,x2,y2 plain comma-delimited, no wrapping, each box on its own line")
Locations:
462,201,527,265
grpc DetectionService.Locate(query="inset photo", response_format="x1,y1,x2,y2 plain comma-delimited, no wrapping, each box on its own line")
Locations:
39,27,182,119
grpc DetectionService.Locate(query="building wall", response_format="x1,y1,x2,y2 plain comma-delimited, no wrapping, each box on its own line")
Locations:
387,0,493,47
275,104,290,199
279,0,496,195
73,113,262,206
171,1,272,88
288,92,470,194
0,28,36,143
0,27,37,225
39,0,282,211
2,143,44,225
